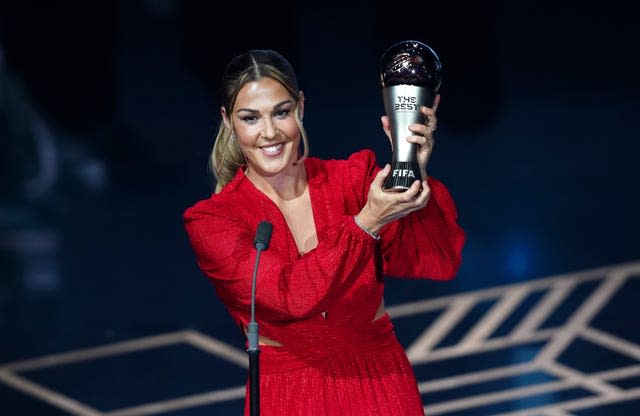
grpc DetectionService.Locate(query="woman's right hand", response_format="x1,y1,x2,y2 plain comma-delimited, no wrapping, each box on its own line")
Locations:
355,164,431,235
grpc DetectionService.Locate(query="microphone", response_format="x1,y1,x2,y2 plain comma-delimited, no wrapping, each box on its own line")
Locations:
253,221,273,251
248,220,272,416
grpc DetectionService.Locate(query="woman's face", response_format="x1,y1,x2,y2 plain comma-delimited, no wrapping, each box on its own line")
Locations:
224,77,302,180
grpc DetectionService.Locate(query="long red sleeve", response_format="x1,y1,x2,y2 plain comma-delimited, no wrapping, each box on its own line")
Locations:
380,176,466,280
184,180,378,323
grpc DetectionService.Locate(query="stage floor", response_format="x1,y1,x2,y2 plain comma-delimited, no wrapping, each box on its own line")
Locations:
2,261,638,415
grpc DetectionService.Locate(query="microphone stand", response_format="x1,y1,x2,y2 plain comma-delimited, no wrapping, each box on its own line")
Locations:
247,246,263,416
248,221,271,416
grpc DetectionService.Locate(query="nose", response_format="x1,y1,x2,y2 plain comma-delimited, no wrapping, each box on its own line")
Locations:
261,118,278,140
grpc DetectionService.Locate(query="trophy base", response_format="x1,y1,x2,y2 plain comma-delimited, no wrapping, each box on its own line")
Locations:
383,161,422,192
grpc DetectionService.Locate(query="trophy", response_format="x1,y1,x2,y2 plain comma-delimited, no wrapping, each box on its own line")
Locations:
379,40,443,191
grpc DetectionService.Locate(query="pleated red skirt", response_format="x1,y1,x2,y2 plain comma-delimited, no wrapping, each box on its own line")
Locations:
243,329,425,416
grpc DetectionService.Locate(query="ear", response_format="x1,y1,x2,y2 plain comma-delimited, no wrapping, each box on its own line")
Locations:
298,91,305,121
221,106,231,130
380,115,392,145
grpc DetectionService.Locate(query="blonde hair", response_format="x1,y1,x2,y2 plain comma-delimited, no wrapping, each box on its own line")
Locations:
210,50,309,193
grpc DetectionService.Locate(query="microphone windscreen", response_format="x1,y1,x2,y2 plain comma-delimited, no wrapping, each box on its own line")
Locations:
254,221,273,250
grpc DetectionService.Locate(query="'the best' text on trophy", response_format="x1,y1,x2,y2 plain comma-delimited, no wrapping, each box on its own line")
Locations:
379,40,443,191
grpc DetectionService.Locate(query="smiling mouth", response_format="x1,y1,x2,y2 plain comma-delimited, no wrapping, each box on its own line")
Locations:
260,142,285,155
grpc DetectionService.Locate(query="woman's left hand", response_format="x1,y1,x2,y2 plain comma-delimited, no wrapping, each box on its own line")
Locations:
381,94,440,180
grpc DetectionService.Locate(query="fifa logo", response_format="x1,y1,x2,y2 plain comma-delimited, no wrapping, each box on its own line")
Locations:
392,169,415,178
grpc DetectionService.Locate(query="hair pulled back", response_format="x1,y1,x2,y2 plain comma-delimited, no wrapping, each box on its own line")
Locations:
210,49,308,193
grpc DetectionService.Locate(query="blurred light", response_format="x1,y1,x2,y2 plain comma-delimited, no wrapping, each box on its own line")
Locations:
0,229,61,293
76,159,108,191
507,246,529,276
503,233,536,281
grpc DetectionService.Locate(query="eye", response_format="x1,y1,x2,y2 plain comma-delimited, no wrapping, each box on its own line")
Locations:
240,115,259,124
274,109,291,119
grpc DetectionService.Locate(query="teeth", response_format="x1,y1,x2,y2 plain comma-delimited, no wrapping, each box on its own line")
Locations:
262,143,283,154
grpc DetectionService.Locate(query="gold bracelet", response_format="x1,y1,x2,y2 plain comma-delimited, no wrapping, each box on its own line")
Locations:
353,215,380,240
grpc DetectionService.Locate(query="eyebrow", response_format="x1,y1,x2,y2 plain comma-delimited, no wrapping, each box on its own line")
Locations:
235,99,294,114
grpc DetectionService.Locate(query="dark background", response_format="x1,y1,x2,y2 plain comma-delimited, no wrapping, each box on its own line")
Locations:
1,0,639,414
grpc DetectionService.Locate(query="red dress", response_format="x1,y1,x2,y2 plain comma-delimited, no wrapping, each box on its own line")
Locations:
183,149,465,415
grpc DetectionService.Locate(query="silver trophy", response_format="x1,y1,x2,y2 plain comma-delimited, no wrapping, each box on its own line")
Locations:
379,40,443,191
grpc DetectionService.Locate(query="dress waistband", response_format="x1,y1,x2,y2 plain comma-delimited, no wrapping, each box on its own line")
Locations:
256,314,398,373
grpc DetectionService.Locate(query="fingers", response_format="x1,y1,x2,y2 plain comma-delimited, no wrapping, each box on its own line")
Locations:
372,168,427,203
403,179,430,201
432,94,441,112
416,180,431,206
407,106,437,139
406,131,433,147
406,130,435,157
380,115,390,132
399,180,431,213
420,94,440,128
364,175,431,230
383,96,439,141
372,164,391,189
421,107,438,134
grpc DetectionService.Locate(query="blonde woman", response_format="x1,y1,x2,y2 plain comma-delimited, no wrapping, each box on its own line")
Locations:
184,49,465,415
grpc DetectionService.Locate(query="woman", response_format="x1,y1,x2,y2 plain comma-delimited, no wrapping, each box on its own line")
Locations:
183,49,465,415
